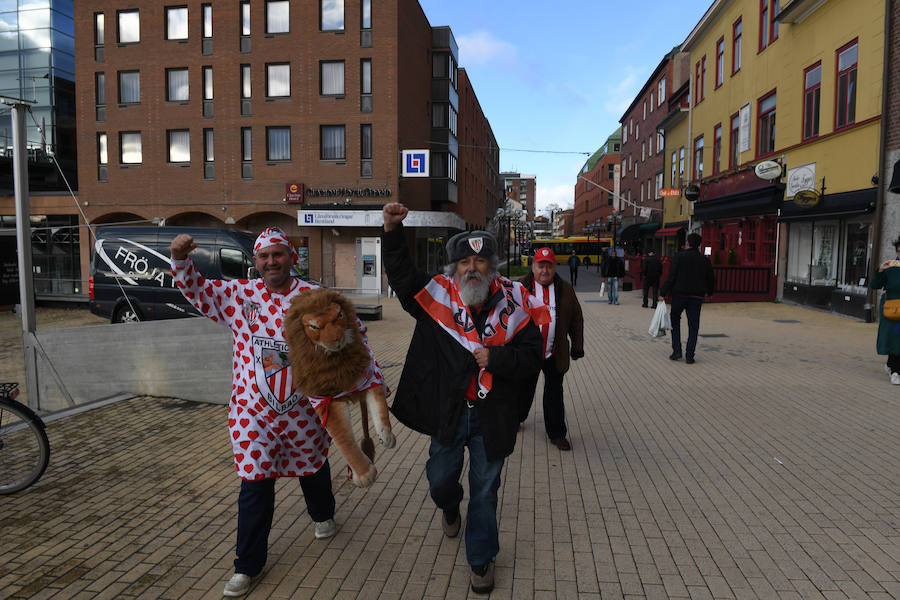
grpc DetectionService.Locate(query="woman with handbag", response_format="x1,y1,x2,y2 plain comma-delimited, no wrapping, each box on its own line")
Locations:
872,236,900,385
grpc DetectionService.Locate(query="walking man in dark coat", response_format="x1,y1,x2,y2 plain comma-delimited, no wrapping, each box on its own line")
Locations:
641,249,663,308
519,247,584,451
659,232,716,364
567,250,580,287
381,202,543,594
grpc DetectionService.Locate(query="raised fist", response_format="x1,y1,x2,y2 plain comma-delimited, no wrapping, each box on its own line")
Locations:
170,234,197,260
382,203,408,231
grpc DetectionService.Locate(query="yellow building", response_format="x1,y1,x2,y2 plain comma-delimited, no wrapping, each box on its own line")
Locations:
666,0,883,313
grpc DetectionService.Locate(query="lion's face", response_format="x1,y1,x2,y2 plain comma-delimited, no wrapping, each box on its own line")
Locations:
301,302,353,353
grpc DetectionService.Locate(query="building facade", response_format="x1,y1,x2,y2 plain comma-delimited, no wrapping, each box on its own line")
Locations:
457,67,502,231
65,0,498,296
501,172,536,221
573,129,620,239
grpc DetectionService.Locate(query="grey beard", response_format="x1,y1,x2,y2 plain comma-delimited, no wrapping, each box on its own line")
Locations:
456,271,493,307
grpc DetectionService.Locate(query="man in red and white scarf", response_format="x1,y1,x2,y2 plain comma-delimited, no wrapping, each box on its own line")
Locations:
382,202,545,595
170,227,340,598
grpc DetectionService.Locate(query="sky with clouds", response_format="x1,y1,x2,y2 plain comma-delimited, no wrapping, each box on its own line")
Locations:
418,0,715,216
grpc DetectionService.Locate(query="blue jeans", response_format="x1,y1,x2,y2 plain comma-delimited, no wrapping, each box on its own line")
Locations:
426,407,504,567
670,295,703,359
234,461,335,576
607,277,619,303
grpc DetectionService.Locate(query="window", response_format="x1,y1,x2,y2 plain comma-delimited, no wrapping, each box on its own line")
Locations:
636,123,639,138
678,147,685,182
241,65,251,98
97,133,108,165
693,135,704,180
241,2,250,36
204,128,214,162
266,1,289,34
713,124,722,174
623,126,627,143
202,66,213,100
608,164,614,179
772,0,780,41
671,151,677,187
266,63,290,97
803,62,821,140
655,172,664,199
117,9,139,44
729,112,740,168
759,0,769,51
120,131,142,164
716,37,725,87
361,59,372,94
166,6,188,40
321,0,344,31
320,61,344,96
320,125,345,160
95,13,105,46
361,124,372,160
641,142,646,162
166,68,189,102
650,92,654,111
118,70,140,104
657,77,666,105
167,130,190,163
649,135,653,155
361,0,371,29
267,126,291,161
836,40,858,129
241,127,252,161
732,18,742,74
95,72,105,106
757,91,776,155
643,100,647,120
656,131,664,154
694,56,706,104
202,4,212,38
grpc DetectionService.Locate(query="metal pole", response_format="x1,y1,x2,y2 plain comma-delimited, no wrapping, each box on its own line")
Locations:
11,101,39,409
506,215,511,278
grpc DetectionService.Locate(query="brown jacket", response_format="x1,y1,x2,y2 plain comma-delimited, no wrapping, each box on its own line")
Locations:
519,272,584,374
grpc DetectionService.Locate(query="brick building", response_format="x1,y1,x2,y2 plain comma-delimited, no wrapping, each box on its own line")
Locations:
573,128,621,238
67,0,498,295
501,172,536,221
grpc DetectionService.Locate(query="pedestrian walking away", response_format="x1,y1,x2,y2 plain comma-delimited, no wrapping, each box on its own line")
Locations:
170,227,340,598
641,249,663,308
659,232,715,364
519,247,585,451
601,250,625,304
871,236,900,385
381,202,544,594
567,250,580,287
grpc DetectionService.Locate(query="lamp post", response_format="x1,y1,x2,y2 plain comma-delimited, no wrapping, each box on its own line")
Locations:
607,210,623,254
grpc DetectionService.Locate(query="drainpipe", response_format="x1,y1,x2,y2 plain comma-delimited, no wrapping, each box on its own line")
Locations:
867,0,891,323
686,70,694,234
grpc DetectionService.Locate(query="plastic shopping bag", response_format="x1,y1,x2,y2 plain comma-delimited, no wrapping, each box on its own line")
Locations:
599,281,606,297
649,300,670,337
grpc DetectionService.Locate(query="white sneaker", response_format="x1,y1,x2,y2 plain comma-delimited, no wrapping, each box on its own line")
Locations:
885,364,892,375
223,573,255,597
891,373,900,385
314,518,336,539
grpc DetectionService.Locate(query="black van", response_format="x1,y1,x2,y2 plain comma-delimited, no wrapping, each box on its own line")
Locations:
89,226,258,323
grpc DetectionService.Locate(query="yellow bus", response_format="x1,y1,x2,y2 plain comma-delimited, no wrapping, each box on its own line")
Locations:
523,236,612,266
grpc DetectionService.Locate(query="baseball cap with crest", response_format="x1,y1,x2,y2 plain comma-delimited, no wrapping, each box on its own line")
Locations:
446,230,498,263
533,247,556,263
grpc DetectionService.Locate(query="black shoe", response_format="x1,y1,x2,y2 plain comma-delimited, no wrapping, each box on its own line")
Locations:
551,437,572,451
470,562,494,594
669,352,682,361
642,304,648,308
686,357,695,364
442,507,460,538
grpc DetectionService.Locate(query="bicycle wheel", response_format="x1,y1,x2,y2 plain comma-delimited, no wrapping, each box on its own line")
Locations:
0,398,51,494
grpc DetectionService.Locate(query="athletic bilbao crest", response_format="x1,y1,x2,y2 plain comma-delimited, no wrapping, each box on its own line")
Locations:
467,237,484,254
242,301,260,326
253,337,301,414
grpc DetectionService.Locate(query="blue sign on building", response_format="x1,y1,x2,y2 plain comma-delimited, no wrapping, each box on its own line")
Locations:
401,149,430,178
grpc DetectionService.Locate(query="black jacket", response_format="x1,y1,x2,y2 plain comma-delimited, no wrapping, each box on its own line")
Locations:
641,255,663,281
660,247,716,297
382,225,543,461
601,255,625,278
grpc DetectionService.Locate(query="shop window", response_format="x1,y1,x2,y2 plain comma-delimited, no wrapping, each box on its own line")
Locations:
811,222,838,284
746,222,757,263
843,222,871,288
29,215,83,295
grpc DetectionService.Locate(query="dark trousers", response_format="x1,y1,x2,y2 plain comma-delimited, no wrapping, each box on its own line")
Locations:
569,268,578,286
234,461,335,576
888,354,900,374
519,355,567,440
642,278,659,307
670,295,703,359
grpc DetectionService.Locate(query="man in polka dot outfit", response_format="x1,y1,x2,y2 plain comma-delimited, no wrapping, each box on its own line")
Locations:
171,227,336,597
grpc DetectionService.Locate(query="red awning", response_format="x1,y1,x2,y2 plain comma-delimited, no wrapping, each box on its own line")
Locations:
655,226,684,238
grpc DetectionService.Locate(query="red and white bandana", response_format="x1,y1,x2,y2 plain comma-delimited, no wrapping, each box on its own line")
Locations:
414,275,550,399
254,227,299,265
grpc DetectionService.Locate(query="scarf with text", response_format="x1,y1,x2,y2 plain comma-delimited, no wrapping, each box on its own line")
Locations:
415,274,550,399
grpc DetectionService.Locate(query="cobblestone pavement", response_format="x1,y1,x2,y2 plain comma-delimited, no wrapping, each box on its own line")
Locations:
0,293,898,599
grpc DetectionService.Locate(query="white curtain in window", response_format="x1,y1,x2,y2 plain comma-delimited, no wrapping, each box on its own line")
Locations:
95,13,105,44
168,69,189,101
321,62,343,95
242,128,252,161
203,67,213,100
120,72,139,103
321,125,344,159
361,59,371,94
120,132,141,163
361,124,372,159
266,1,289,33
168,130,190,163
202,5,212,38
97,133,107,164
321,0,344,30
268,127,290,160
204,130,214,161
118,11,140,43
241,65,251,98
811,221,838,283
241,3,250,35
167,7,188,39
786,222,811,283
267,64,289,96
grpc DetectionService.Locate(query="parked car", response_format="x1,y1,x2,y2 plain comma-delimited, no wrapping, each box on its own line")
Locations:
89,226,258,323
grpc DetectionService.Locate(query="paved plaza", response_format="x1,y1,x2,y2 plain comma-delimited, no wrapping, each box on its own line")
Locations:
1,278,898,599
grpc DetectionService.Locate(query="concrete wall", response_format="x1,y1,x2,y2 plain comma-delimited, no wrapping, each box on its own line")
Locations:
35,318,231,412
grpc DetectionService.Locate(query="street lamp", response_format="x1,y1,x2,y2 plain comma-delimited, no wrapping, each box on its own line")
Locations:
607,211,623,253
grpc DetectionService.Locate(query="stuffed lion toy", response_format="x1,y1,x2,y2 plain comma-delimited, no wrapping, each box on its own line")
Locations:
284,288,394,487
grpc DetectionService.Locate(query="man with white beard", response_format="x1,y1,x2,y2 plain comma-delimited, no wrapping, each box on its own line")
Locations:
382,202,544,594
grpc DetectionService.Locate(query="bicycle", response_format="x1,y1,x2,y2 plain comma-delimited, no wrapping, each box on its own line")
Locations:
0,382,51,494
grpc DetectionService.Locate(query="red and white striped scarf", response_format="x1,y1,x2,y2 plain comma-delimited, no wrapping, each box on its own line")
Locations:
415,274,550,398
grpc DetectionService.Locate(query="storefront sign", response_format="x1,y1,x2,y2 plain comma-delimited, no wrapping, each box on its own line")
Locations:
754,160,782,180
659,188,682,196
792,189,820,207
401,149,430,177
786,162,816,198
303,187,392,198
298,209,465,230
285,182,303,204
